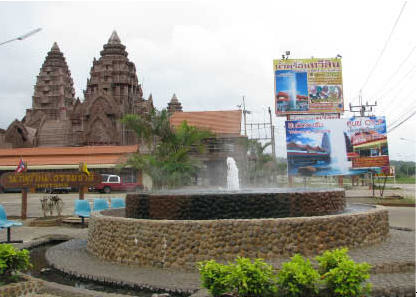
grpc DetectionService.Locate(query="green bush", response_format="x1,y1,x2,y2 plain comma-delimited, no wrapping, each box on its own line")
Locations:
198,251,372,297
0,244,31,284
315,247,350,275
322,259,371,297
197,260,233,296
225,257,277,297
197,257,277,297
316,248,372,297
276,254,320,297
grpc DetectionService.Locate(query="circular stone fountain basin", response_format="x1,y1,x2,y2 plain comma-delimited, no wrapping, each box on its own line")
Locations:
87,188,389,270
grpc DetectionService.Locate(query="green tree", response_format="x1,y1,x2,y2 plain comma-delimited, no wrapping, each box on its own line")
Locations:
121,109,213,189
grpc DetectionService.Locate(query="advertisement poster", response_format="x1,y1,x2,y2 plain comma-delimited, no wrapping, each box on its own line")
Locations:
274,58,344,116
285,116,389,176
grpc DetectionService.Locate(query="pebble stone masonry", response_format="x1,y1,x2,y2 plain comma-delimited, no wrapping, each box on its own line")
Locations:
87,189,390,270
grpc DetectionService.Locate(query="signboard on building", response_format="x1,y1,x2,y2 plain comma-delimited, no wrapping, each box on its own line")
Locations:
0,172,101,189
274,58,344,116
285,116,389,176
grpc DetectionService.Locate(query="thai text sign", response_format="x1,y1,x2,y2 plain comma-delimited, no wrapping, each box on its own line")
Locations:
0,172,101,189
285,116,389,176
274,58,343,116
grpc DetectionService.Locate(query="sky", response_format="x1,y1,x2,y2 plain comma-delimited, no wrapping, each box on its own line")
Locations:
0,0,415,161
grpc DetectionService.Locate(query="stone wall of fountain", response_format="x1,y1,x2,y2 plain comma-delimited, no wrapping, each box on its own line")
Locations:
87,188,389,270
125,189,346,220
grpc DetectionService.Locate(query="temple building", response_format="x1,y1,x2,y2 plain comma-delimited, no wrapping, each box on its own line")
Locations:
0,31,153,148
0,31,247,188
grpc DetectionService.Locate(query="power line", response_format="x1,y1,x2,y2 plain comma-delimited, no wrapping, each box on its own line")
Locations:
388,105,416,128
381,87,415,117
374,65,415,102
359,1,407,93
388,110,416,133
371,46,415,100
379,87,415,114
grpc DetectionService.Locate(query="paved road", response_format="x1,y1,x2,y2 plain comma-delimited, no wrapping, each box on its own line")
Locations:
386,206,415,230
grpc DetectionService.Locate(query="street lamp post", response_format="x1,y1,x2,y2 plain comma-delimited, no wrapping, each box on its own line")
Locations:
0,28,42,46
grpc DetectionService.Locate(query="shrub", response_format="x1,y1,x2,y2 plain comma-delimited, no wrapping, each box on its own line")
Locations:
276,254,320,297
0,244,31,284
197,260,233,296
226,257,277,297
322,259,371,297
197,257,277,297
315,247,350,275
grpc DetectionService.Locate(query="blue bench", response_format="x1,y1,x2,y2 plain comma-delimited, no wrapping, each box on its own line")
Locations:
0,205,23,243
93,198,109,212
110,198,125,209
74,200,91,225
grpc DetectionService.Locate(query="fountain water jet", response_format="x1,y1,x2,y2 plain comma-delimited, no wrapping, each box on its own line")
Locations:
226,157,239,190
289,72,297,110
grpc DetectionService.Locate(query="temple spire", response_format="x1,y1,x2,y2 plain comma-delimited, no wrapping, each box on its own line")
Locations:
51,42,60,52
108,30,121,44
167,93,183,113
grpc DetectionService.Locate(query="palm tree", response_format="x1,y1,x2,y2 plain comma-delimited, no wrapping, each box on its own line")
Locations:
121,110,213,189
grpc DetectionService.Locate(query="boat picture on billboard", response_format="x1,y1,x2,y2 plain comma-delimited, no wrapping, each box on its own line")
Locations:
285,116,389,176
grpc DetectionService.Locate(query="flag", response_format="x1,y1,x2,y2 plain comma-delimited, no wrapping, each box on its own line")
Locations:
80,162,90,176
15,158,26,173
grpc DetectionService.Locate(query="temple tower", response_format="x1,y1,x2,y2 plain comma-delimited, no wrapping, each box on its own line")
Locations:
25,42,75,128
81,31,147,145
167,93,183,113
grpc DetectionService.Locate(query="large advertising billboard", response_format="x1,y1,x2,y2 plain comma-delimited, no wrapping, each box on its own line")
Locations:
285,116,389,176
274,58,344,116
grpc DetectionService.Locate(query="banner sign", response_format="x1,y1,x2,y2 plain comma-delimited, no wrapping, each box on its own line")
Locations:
285,116,389,176
287,114,340,121
274,58,343,116
0,172,101,189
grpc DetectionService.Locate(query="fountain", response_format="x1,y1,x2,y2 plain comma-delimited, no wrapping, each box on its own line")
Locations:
226,157,239,190
84,155,389,271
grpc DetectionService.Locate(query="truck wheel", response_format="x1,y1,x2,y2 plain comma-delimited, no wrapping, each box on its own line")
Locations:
103,186,111,194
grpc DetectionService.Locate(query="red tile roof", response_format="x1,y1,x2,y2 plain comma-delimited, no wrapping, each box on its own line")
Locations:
170,110,242,136
0,145,138,167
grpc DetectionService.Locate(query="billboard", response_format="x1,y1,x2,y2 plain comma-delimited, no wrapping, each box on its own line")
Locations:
285,116,389,176
274,58,343,116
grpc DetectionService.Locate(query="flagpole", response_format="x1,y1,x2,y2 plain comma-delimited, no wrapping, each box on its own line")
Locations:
21,161,28,220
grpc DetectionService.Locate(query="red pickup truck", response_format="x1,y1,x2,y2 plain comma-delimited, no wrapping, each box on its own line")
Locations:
90,174,143,194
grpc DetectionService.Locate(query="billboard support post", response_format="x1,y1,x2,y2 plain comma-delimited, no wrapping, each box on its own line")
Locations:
268,107,276,160
338,176,344,188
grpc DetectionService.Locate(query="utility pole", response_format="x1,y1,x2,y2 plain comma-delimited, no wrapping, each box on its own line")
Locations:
268,107,276,160
349,96,377,117
242,96,251,136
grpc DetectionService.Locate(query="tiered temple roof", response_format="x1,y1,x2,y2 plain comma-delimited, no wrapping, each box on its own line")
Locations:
27,42,75,126
167,93,183,113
